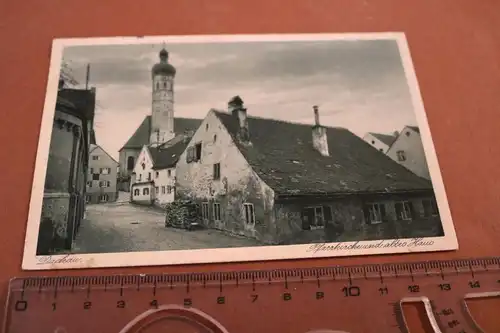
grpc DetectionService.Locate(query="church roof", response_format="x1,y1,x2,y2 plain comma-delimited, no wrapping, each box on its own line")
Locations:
213,111,432,197
119,116,202,151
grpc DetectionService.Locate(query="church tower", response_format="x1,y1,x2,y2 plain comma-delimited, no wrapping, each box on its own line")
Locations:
150,48,176,146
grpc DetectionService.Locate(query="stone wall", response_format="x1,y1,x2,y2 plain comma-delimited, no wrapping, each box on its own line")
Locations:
273,192,443,245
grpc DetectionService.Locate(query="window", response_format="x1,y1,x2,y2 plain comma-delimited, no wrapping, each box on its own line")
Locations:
167,169,172,177
379,148,384,152
371,140,375,144
213,134,217,142
395,201,413,220
107,181,111,187
86,181,92,188
423,199,439,217
195,143,202,160
213,163,221,180
155,171,159,178
206,123,209,130
156,82,159,90
301,205,332,230
186,144,202,163
92,155,99,161
406,131,410,137
141,163,146,170
148,172,151,181
363,203,387,224
201,202,210,221
99,181,108,188
161,186,166,194
127,156,135,170
100,168,110,175
155,186,159,194
134,189,140,196
167,186,172,194
138,174,142,181
396,150,406,162
163,82,166,89
213,202,221,221
243,203,255,225
143,188,149,195
90,168,94,174
99,194,108,202
85,195,91,203
92,174,99,181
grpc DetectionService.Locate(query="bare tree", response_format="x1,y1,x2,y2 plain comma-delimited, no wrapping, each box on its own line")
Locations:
59,60,79,87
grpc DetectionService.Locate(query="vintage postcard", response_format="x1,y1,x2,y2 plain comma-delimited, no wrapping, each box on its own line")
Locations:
22,33,458,270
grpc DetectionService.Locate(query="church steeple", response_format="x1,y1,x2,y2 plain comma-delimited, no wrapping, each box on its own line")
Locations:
150,47,176,146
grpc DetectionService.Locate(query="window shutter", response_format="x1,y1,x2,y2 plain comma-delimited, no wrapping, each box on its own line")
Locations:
362,205,371,224
380,204,388,222
301,209,311,230
323,205,333,222
408,201,415,218
395,202,402,220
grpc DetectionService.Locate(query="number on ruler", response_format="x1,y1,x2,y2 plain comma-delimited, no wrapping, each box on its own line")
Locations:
439,283,452,291
469,281,481,288
217,296,225,304
52,302,57,311
116,300,126,309
83,301,92,310
379,287,388,295
150,300,159,308
342,286,360,297
408,285,420,293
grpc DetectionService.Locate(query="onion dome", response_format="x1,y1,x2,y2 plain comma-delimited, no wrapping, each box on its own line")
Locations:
151,48,176,77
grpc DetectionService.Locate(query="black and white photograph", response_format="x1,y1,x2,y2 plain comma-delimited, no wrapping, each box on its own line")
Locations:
23,33,457,270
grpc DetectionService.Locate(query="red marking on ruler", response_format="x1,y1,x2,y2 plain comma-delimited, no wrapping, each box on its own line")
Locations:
3,257,500,333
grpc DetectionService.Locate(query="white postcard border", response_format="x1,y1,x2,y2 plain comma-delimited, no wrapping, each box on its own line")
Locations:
22,32,458,270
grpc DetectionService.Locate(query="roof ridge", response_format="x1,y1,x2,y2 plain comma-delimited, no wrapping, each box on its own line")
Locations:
212,110,348,131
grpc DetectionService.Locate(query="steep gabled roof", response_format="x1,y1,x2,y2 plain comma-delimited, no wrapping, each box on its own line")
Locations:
407,125,420,134
119,116,203,151
149,135,191,170
213,111,432,196
370,132,397,146
89,144,119,164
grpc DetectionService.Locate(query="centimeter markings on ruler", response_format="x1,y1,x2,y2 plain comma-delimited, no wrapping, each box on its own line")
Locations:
5,257,500,333
10,257,500,298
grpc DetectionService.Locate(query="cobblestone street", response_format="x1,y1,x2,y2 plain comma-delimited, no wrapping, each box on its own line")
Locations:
72,193,262,254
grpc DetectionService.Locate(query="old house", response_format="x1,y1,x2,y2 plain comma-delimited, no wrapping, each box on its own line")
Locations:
86,144,119,204
117,48,202,191
385,125,431,180
175,96,443,245
37,83,95,255
130,135,190,206
362,132,397,153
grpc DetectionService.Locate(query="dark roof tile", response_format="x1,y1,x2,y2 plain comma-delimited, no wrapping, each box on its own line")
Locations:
149,135,191,170
370,132,397,146
214,111,432,195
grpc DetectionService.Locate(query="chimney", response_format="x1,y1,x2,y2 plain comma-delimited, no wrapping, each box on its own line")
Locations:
311,105,329,156
228,96,249,142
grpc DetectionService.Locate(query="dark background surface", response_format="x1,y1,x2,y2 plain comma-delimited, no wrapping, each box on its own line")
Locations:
1,0,499,329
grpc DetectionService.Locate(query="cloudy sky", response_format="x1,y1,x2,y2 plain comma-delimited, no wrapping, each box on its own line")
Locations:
61,38,418,160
